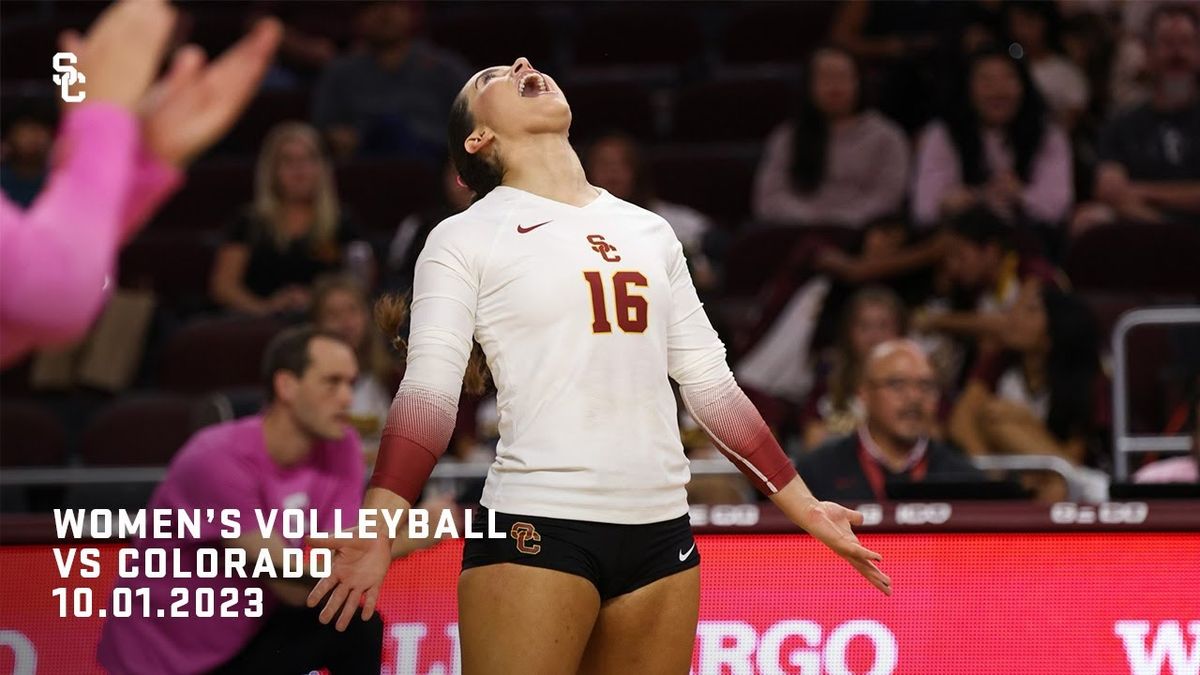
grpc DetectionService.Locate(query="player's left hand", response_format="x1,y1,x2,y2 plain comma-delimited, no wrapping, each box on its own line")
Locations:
798,499,892,596
306,532,391,631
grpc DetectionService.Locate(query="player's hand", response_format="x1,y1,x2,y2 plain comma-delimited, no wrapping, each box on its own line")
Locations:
306,532,391,631
797,499,892,596
59,0,176,110
139,17,282,166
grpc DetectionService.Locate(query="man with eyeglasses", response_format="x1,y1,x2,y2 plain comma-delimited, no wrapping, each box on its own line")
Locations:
797,340,982,503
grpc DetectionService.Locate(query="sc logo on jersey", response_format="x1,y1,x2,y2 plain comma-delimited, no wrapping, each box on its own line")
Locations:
510,522,542,555
53,52,86,103
587,234,621,263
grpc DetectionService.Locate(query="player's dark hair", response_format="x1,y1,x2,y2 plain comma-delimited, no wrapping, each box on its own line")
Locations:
448,92,503,199
789,45,866,194
261,325,351,403
942,46,1048,186
1041,287,1100,442
374,295,491,395
948,204,1013,250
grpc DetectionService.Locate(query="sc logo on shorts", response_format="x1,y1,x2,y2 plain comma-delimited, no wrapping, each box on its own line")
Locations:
510,522,542,555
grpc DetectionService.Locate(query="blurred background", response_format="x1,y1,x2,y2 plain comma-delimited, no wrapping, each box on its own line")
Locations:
2,0,1198,515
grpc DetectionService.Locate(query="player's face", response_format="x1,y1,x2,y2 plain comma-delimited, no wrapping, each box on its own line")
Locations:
1000,285,1048,353
971,57,1023,127
861,349,939,445
463,57,571,140
811,50,859,119
289,337,358,441
315,289,368,351
585,138,637,200
275,138,322,202
850,302,902,359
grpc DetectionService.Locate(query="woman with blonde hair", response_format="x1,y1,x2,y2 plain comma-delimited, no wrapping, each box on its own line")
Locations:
210,122,365,315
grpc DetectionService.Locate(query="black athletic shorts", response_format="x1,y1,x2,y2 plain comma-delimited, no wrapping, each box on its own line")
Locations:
462,508,699,601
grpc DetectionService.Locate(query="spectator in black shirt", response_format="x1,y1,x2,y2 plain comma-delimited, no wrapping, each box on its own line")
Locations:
798,340,981,503
1074,3,1200,231
210,122,365,316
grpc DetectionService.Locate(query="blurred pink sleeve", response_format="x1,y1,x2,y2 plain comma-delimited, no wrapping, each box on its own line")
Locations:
911,122,962,228
0,102,182,366
1020,124,1074,224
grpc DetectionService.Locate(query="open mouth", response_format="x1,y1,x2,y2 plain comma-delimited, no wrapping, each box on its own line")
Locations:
517,71,551,98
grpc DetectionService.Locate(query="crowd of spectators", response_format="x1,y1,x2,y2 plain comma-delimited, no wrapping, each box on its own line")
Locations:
2,0,1198,511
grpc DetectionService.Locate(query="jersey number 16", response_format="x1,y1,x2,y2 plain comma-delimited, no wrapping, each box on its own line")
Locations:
583,271,648,333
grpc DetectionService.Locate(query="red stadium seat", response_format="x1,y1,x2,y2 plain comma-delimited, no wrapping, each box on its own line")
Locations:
118,230,219,311
80,394,199,466
217,89,313,156
335,159,441,232
648,145,760,224
150,160,255,230
0,400,68,468
1065,222,1200,296
571,8,702,69
671,77,792,142
721,2,837,65
159,316,284,394
427,5,556,70
561,79,657,142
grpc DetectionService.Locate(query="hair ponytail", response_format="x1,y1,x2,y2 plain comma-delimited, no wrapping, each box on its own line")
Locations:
374,293,492,395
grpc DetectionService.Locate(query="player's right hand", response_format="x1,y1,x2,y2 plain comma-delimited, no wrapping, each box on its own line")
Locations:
306,532,391,631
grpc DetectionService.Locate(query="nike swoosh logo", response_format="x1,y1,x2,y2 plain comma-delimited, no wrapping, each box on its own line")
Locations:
678,543,696,561
516,220,553,234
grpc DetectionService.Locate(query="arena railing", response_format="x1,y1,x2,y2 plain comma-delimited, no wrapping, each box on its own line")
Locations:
1110,306,1200,481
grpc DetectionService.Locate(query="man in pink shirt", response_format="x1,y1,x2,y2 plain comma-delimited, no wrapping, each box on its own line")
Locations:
98,327,379,674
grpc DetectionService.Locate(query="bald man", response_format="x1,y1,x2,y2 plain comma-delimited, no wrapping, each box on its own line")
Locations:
797,340,982,503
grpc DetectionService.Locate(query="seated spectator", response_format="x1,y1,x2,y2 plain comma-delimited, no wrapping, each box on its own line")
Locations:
802,287,907,451
311,275,399,438
913,205,1064,340
210,122,366,316
1007,1,1091,128
912,47,1073,229
753,45,909,229
312,1,469,160
0,102,55,207
584,132,718,290
384,161,473,293
949,285,1102,499
98,327,389,673
797,340,982,504
1073,3,1200,231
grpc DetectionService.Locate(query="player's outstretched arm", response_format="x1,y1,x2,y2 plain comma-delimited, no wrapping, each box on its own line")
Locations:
665,237,890,595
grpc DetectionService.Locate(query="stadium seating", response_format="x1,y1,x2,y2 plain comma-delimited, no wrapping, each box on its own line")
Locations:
719,2,837,65
79,394,200,466
118,230,220,313
648,144,760,224
159,316,285,394
1065,222,1200,297
0,400,67,468
670,76,793,142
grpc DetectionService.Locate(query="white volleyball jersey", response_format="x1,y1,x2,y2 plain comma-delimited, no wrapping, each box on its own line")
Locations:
391,186,795,524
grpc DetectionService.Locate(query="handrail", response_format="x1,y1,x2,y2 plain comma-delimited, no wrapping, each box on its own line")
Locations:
1110,306,1200,481
968,454,1092,501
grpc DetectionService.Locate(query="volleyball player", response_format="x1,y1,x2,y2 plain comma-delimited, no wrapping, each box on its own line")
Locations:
309,57,891,674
